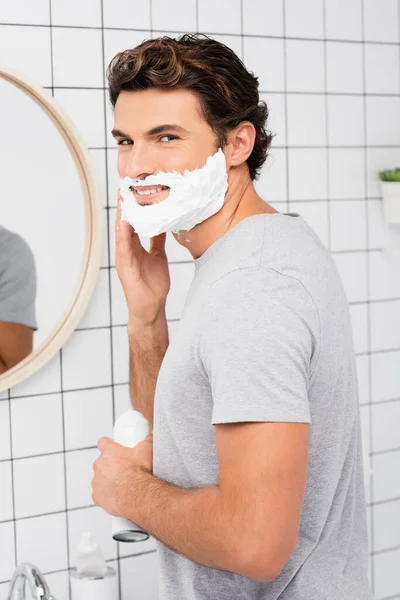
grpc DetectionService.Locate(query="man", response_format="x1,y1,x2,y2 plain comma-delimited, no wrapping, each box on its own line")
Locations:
0,226,37,375
92,33,373,599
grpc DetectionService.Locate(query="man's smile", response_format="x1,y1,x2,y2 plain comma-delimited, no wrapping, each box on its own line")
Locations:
130,185,170,205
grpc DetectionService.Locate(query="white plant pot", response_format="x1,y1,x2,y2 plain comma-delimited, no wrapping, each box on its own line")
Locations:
380,181,400,225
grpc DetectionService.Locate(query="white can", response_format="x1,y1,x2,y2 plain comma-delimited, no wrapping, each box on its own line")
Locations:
111,409,150,542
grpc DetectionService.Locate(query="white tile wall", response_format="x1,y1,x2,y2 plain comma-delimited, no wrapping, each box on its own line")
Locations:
330,200,367,251
374,547,400,599
0,402,11,461
328,148,366,199
288,148,328,200
0,462,13,522
373,450,400,503
16,512,69,572
62,329,112,390
371,351,400,402
51,0,102,27
52,28,104,88
63,387,113,450
0,522,16,582
363,0,399,43
0,1,399,598
54,89,106,148
326,42,363,93
120,553,160,600
327,95,365,147
365,44,400,95
370,301,400,351
356,355,370,406
285,0,324,39
102,0,151,30
243,37,285,91
13,453,66,518
10,393,64,457
349,303,369,354
366,96,400,147
154,0,197,32
0,0,50,25
332,252,368,302
286,39,325,92
286,94,326,147
65,448,100,509
0,25,52,87
242,0,283,36
255,148,288,202
325,0,363,41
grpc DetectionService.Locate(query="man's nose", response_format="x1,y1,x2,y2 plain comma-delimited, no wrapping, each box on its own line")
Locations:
125,145,155,181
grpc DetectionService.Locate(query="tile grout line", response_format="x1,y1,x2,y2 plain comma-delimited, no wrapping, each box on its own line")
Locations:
322,0,331,252
239,0,244,59
39,85,400,98
7,381,17,572
1,21,400,45
49,1,72,593
99,0,122,596
282,0,290,215
60,349,71,592
360,0,375,592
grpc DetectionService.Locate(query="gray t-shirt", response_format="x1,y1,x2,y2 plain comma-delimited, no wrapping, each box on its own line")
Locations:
153,212,373,599
0,226,37,330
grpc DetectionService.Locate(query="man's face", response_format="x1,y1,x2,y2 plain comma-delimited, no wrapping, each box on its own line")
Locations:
112,88,220,206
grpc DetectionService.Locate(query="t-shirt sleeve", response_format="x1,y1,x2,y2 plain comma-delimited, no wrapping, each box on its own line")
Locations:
0,230,38,330
198,268,316,426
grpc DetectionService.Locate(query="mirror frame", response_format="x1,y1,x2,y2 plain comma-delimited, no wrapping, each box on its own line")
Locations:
0,64,104,392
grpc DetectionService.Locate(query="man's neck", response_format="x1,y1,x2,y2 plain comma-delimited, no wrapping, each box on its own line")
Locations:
172,175,280,260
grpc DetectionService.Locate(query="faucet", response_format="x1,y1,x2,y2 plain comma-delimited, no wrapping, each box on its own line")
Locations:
7,562,56,600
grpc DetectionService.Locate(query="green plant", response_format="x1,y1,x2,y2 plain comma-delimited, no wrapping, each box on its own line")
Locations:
379,168,400,182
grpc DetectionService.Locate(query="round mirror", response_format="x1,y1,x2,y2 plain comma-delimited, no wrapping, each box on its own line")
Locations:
0,65,104,391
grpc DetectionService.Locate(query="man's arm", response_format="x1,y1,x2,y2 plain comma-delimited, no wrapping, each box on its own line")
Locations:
0,321,34,374
120,464,268,581
127,310,169,431
120,421,309,583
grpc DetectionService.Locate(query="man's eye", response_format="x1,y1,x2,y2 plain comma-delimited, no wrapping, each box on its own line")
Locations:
160,135,178,142
117,135,178,145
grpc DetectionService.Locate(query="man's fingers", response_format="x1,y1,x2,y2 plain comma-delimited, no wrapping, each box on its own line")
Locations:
116,194,131,252
115,190,143,270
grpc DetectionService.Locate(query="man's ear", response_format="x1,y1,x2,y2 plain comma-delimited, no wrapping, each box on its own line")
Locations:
227,121,256,169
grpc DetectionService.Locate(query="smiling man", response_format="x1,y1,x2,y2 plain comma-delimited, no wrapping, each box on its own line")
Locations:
92,33,373,599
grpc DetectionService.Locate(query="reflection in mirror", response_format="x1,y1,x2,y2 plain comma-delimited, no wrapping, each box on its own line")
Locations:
0,77,86,377
0,225,37,374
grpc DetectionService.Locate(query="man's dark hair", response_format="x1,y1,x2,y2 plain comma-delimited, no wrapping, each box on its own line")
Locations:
106,33,274,181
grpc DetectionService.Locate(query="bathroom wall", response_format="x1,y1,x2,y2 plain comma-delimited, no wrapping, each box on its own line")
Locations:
1,1,399,598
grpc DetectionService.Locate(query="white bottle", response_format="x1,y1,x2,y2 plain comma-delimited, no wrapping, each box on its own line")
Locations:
111,409,150,542
76,531,107,577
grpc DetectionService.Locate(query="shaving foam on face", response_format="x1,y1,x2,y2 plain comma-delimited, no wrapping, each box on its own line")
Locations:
119,147,229,237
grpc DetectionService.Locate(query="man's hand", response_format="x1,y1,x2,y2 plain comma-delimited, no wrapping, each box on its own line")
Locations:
91,432,154,517
115,189,170,325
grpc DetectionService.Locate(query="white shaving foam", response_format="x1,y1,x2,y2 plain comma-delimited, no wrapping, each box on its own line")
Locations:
119,147,228,237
